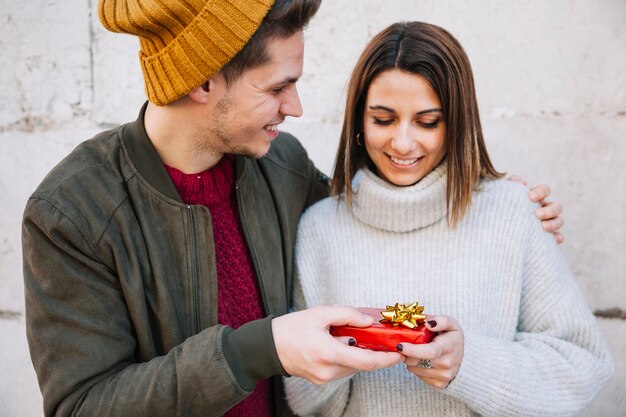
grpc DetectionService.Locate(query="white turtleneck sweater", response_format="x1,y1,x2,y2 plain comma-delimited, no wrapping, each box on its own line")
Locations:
285,163,613,417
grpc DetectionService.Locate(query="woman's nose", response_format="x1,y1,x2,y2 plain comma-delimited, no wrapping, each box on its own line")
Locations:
391,125,417,154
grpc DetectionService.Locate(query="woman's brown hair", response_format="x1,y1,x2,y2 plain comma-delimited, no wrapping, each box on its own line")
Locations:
331,21,504,227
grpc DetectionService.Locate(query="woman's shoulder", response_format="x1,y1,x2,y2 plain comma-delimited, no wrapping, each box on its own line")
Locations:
478,177,532,201
299,195,347,228
472,178,540,223
295,195,353,255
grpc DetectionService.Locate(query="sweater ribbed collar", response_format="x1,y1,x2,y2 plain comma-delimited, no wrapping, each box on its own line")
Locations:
352,162,448,232
164,154,235,207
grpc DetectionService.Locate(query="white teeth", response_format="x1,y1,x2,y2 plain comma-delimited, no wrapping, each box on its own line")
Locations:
266,125,278,132
390,156,418,165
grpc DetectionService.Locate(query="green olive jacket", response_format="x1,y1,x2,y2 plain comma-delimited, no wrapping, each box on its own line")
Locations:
22,104,329,417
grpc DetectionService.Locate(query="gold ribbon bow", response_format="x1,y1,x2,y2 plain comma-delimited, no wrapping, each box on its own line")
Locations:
380,302,427,329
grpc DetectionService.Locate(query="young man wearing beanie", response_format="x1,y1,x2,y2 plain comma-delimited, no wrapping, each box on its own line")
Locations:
22,0,564,416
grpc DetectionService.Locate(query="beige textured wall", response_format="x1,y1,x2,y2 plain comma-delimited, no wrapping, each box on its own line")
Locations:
1,1,624,415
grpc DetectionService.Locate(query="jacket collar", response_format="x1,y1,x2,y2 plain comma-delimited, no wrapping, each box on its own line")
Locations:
123,102,182,203
122,102,249,203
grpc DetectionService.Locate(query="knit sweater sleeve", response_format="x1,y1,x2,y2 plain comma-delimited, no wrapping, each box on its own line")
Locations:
444,196,614,417
283,200,353,417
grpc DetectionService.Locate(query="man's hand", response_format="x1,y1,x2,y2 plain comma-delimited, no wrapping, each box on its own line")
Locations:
508,175,564,244
272,305,404,384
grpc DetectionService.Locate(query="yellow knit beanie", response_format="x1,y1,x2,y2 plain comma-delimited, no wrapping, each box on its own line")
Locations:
98,0,275,105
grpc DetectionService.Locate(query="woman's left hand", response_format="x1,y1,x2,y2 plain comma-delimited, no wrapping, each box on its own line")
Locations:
399,315,464,389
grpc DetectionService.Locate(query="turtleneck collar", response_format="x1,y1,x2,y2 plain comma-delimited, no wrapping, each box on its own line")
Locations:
351,162,448,233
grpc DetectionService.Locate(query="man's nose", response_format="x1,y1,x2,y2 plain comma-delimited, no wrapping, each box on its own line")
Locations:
281,85,303,118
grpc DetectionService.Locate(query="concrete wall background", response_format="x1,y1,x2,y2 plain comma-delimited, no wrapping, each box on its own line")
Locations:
1,0,624,415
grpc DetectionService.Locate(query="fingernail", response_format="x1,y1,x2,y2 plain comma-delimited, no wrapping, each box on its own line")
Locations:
362,314,374,323
348,338,356,346
427,320,437,328
529,191,539,200
396,344,403,352
536,208,545,217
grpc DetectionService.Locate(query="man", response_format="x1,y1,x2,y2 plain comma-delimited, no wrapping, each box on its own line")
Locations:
22,0,563,416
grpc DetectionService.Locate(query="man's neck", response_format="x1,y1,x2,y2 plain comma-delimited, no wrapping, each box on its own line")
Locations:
144,101,223,174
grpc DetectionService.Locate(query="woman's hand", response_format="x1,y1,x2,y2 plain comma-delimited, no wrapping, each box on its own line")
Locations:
399,315,464,389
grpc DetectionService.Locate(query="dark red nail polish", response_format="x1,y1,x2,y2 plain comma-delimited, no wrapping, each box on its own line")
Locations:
348,338,356,346
396,344,403,352
427,320,437,328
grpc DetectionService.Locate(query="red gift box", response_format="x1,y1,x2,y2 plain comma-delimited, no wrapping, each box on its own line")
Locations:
330,307,435,352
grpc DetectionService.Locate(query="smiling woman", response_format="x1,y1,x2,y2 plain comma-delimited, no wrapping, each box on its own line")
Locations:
331,21,503,228
363,69,447,187
285,21,613,417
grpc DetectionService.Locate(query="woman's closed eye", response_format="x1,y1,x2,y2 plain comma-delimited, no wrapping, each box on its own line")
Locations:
419,119,441,129
371,116,442,129
372,117,394,126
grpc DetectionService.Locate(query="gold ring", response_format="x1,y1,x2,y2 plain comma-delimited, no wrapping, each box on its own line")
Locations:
434,340,445,355
417,359,432,369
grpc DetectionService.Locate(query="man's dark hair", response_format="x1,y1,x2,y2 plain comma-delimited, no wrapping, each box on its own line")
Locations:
221,0,321,84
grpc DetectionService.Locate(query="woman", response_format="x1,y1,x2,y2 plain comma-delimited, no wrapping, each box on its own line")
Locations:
284,22,612,417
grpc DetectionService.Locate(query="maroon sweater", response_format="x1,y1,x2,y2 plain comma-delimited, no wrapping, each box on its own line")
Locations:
165,155,272,417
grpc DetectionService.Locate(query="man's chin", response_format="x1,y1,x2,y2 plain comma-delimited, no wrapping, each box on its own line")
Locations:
237,144,272,160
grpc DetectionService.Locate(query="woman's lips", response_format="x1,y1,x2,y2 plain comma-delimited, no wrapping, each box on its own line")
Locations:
388,154,423,167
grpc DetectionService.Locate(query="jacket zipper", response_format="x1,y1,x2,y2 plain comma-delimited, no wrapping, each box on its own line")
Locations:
187,205,202,334
235,183,270,314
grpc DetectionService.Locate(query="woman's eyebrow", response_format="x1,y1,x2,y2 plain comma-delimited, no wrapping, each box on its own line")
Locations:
416,108,443,115
368,104,395,113
368,105,442,115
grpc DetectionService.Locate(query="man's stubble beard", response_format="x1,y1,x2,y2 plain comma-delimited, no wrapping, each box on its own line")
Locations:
189,92,269,160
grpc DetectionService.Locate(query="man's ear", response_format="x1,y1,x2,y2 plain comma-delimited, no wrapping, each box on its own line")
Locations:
188,81,211,104
188,72,227,104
